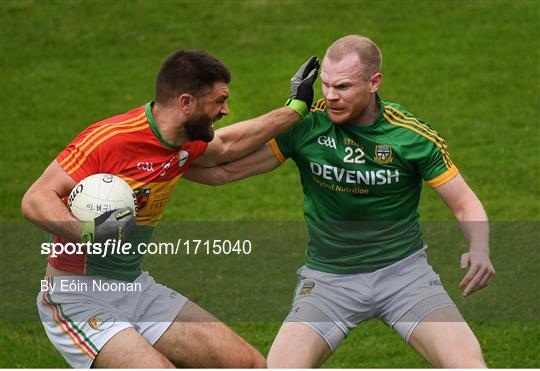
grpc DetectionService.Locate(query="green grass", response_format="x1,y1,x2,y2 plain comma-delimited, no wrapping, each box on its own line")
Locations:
4,321,538,368
1,0,539,368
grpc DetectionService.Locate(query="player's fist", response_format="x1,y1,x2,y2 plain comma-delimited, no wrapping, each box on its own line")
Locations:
285,56,320,117
81,207,135,243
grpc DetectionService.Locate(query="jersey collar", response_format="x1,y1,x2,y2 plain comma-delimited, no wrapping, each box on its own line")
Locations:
145,101,180,150
345,93,385,130
374,93,386,124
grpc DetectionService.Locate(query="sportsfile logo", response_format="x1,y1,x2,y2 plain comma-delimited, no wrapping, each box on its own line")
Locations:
317,136,337,149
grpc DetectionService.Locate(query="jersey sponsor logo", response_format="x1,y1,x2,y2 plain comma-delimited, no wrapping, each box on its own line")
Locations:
88,313,115,331
137,161,155,172
135,188,151,210
343,138,360,147
129,176,180,227
310,161,400,185
317,136,337,149
375,145,393,164
178,150,189,167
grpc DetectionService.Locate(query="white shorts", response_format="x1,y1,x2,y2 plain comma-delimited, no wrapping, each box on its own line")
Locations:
36,272,187,368
285,247,457,351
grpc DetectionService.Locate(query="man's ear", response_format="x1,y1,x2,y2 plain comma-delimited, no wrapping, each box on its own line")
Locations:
369,72,383,93
178,93,194,113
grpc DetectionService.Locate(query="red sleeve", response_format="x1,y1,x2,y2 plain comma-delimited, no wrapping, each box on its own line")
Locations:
188,140,209,160
55,124,106,183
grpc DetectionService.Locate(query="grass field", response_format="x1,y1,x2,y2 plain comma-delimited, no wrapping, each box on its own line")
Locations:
1,0,539,368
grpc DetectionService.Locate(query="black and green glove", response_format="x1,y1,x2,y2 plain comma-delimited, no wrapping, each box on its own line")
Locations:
285,56,320,117
81,207,135,243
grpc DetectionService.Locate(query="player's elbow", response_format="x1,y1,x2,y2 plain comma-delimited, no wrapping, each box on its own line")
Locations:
452,194,486,221
213,133,239,165
207,168,231,186
21,186,52,222
21,189,38,221
197,178,225,186
216,141,235,165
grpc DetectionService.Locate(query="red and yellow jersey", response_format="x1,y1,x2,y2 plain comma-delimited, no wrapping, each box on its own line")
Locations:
49,102,208,281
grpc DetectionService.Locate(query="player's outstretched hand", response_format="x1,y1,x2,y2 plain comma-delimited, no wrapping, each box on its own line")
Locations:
458,250,495,297
285,56,320,118
81,207,136,243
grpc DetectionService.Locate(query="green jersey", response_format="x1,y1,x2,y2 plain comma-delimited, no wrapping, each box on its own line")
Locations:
271,96,458,274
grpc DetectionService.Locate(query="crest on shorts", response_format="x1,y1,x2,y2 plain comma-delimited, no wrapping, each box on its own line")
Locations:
375,145,393,163
299,281,315,296
88,313,115,331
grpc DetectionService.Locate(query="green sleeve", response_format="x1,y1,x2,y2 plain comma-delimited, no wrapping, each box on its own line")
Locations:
273,113,314,161
274,123,295,159
403,120,458,187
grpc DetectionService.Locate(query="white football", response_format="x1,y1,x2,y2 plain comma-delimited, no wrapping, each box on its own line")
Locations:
67,174,137,221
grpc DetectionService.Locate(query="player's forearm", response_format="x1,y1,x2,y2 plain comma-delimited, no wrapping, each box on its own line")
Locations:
454,196,490,253
184,166,229,186
217,155,276,183
186,144,280,185
21,189,82,242
215,107,300,163
186,160,268,185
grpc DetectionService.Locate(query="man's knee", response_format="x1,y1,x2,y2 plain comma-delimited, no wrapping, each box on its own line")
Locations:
421,327,486,368
267,322,333,368
240,342,266,368
93,328,175,368
249,350,266,368
220,342,265,368
449,354,486,368
408,306,487,368
447,336,486,368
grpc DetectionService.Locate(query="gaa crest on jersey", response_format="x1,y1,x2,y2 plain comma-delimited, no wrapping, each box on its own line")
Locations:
135,188,151,210
317,136,337,149
375,145,393,164
299,281,315,296
88,313,115,331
